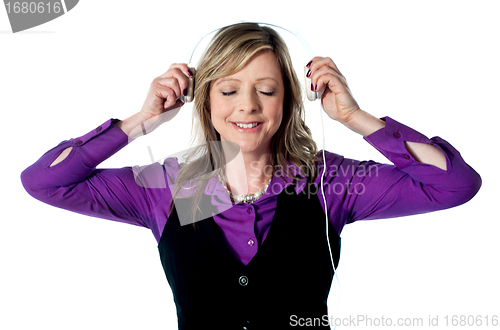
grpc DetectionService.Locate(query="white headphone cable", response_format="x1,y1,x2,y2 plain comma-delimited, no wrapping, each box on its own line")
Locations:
319,100,341,330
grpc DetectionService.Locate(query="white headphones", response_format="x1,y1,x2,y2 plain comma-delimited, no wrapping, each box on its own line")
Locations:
181,22,318,103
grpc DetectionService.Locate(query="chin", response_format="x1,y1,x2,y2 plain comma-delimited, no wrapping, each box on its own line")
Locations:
235,141,262,154
238,145,258,153
220,134,269,155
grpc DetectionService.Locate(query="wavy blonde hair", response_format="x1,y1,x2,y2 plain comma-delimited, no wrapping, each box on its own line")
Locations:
169,22,319,221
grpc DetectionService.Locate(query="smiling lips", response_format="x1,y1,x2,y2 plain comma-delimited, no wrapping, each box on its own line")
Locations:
231,122,263,132
235,122,259,128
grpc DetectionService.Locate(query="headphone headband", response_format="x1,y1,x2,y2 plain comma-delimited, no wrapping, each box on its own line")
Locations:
186,21,315,66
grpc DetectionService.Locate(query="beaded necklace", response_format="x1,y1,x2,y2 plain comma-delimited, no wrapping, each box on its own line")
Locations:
217,171,273,204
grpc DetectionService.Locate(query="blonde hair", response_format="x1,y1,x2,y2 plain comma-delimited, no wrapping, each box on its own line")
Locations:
169,22,319,222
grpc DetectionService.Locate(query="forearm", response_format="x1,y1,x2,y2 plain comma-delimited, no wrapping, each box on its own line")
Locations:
50,106,174,168
22,119,129,191
343,110,447,171
338,115,481,222
404,141,447,171
114,107,179,140
113,111,155,140
51,112,158,168
341,109,385,136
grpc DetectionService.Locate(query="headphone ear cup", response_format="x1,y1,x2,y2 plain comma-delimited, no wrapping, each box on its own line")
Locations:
185,67,196,103
304,66,318,101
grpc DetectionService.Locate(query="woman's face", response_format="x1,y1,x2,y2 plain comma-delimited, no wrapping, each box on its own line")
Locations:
209,50,284,156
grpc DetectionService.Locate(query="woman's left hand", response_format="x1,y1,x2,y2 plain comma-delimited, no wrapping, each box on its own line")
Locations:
307,57,361,124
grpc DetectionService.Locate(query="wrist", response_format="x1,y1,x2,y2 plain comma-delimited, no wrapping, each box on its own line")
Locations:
341,109,385,136
139,109,158,122
115,111,155,140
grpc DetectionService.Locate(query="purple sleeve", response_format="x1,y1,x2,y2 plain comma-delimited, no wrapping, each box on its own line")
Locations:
322,117,481,230
20,119,171,238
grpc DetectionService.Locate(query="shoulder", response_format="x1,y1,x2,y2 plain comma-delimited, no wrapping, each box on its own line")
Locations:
163,157,182,176
315,150,344,166
283,151,347,183
314,150,373,181
315,149,353,174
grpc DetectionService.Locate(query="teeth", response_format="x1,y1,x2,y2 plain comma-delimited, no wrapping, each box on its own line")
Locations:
235,123,259,129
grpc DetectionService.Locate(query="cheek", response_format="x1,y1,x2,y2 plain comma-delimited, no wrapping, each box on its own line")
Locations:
209,95,220,121
209,97,230,134
210,100,225,123
271,100,284,128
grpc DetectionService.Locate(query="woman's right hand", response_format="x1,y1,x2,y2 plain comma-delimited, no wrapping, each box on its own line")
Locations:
140,63,194,119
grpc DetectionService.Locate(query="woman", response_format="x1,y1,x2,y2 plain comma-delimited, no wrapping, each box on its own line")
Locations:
21,23,481,329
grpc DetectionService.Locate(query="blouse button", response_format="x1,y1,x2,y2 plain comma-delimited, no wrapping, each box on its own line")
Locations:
246,207,252,214
75,140,82,145
247,238,255,246
96,126,102,132
403,154,410,160
393,131,401,139
239,275,248,286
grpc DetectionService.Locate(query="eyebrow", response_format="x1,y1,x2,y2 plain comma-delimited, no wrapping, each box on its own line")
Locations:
215,77,280,85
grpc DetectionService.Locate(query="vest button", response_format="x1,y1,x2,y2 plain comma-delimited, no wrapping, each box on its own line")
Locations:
239,275,248,286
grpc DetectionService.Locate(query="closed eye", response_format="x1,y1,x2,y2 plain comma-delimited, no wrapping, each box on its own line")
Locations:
221,91,275,96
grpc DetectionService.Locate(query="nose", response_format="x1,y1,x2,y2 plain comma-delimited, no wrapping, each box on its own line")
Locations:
239,89,260,114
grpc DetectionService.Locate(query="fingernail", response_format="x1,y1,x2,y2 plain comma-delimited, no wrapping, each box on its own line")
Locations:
315,84,318,91
306,60,312,67
187,69,193,77
306,70,311,78
183,88,187,96
311,83,314,91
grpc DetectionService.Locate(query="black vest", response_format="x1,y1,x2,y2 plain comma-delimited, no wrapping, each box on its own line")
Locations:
158,182,341,329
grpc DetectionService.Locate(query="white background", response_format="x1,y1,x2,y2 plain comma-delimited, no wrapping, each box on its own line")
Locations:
1,1,499,329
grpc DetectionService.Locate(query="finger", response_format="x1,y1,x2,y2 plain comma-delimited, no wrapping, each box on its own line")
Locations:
311,66,349,92
158,69,191,95
153,77,183,100
170,98,185,110
313,71,349,97
150,84,178,109
159,63,192,79
307,57,343,79
309,57,342,75
312,65,348,87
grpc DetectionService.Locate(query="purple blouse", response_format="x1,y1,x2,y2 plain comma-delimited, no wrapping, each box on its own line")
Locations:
20,117,481,265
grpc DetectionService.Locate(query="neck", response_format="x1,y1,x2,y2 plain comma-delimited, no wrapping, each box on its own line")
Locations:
222,148,274,195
